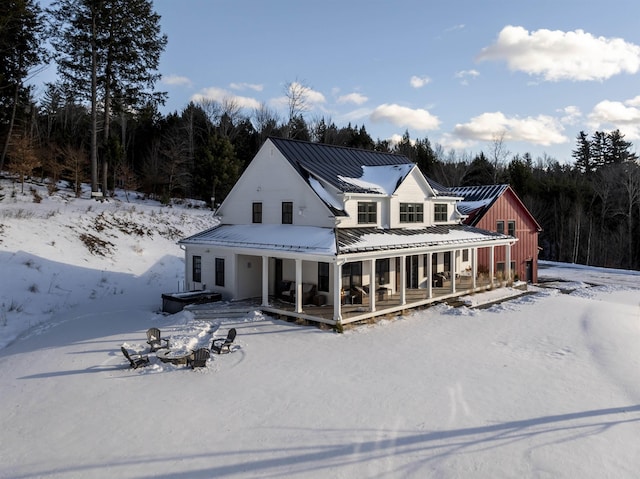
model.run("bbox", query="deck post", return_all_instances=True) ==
[451,249,457,294]
[426,252,433,299]
[399,255,406,305]
[333,261,343,323]
[261,255,269,306]
[295,258,303,313]
[489,246,495,287]
[368,258,376,312]
[506,244,512,281]
[472,248,477,289]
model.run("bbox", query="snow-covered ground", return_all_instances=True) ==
[1,179,639,478]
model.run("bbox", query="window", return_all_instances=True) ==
[434,204,447,222]
[281,202,293,224]
[496,220,505,234]
[252,202,262,223]
[357,202,377,224]
[215,258,225,287]
[462,249,469,262]
[376,258,390,285]
[508,220,516,237]
[400,203,424,223]
[318,262,329,292]
[192,255,202,283]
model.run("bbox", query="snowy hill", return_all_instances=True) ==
[1,178,640,478]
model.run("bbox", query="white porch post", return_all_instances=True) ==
[261,255,269,306]
[451,249,457,294]
[333,262,343,323]
[295,258,302,313]
[368,258,376,312]
[399,255,406,305]
[505,244,512,281]
[489,246,495,287]
[426,252,433,299]
[472,248,477,289]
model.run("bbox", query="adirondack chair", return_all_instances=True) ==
[121,347,150,369]
[211,328,236,354]
[146,327,169,352]
[187,348,210,369]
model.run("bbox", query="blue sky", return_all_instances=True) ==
[39,0,640,162]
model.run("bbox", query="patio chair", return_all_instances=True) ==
[146,327,169,352]
[211,328,236,354]
[187,348,210,368]
[120,346,150,369]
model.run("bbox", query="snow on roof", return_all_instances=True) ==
[308,176,343,211]
[180,224,337,255]
[337,225,511,253]
[337,164,413,195]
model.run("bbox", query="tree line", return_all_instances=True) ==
[2,0,640,271]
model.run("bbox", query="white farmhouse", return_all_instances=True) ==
[179,137,516,327]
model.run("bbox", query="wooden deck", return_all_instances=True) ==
[190,275,507,328]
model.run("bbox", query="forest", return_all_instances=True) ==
[1,0,640,271]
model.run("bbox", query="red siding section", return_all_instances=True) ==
[473,189,540,282]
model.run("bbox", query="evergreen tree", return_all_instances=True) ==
[48,0,167,195]
[0,0,48,172]
[606,129,637,164]
[572,131,593,174]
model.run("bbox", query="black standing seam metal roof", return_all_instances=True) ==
[336,224,512,253]
[449,184,509,225]
[269,137,454,196]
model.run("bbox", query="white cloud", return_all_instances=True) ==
[558,106,582,125]
[452,111,568,146]
[190,87,261,110]
[410,75,431,88]
[370,104,440,131]
[454,69,480,85]
[163,75,192,87]
[270,83,327,114]
[477,25,640,81]
[587,97,640,139]
[337,92,368,105]
[229,82,263,92]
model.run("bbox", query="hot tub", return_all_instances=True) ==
[161,290,222,314]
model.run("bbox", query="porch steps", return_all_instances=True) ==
[186,300,259,320]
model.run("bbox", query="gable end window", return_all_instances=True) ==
[192,255,202,283]
[508,220,516,237]
[215,258,225,287]
[282,202,293,224]
[496,220,505,234]
[252,202,262,223]
[400,203,424,223]
[357,202,377,224]
[434,204,447,222]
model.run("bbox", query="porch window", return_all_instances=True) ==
[496,220,505,234]
[192,255,202,283]
[282,202,293,224]
[318,262,329,292]
[508,220,516,237]
[357,202,377,224]
[252,202,262,223]
[434,203,447,222]
[462,249,469,262]
[376,258,390,285]
[400,203,424,223]
[215,258,225,287]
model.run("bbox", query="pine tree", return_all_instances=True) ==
[572,131,592,174]
[48,0,167,195]
[0,0,48,173]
